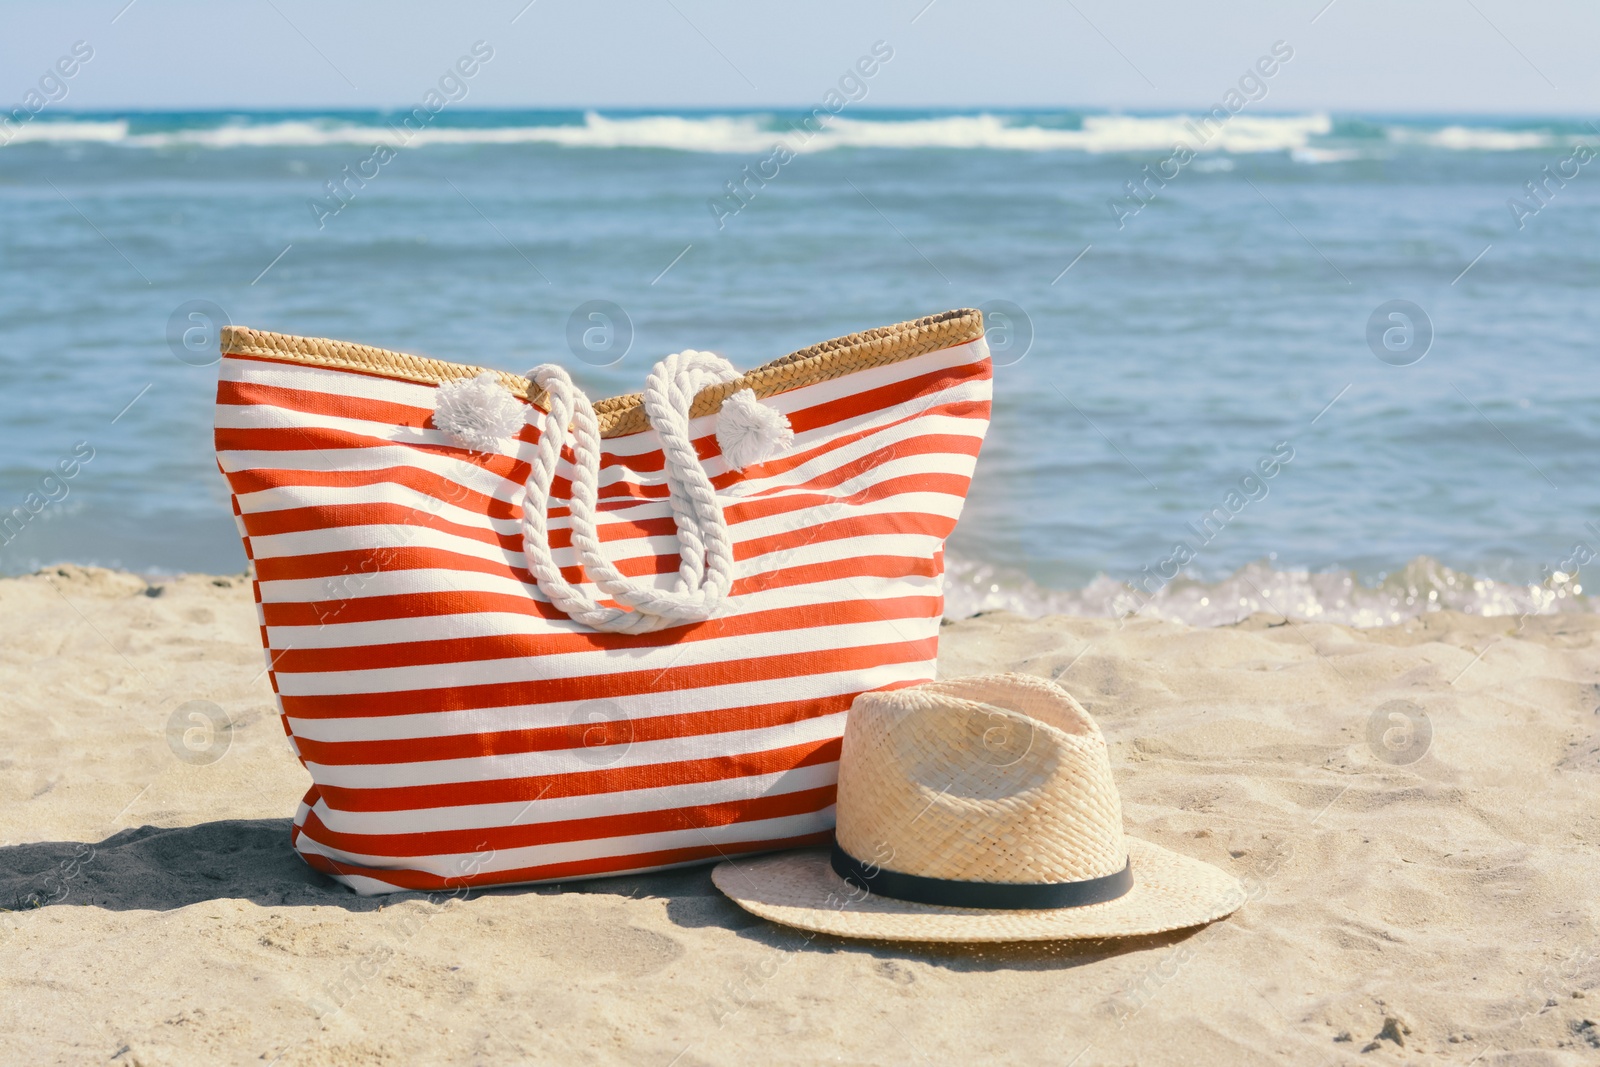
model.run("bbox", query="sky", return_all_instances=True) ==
[2,0,1596,114]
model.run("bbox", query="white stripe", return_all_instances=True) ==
[296,809,834,881]
[252,526,944,606]
[218,440,525,492]
[223,356,443,408]
[276,614,938,697]
[310,760,839,835]
[286,659,932,744]
[216,399,472,454]
[307,710,844,791]
[240,468,970,565]
[268,571,944,649]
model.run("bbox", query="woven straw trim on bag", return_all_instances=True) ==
[218,308,984,439]
[835,674,1128,886]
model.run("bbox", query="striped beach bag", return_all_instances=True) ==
[214,309,992,894]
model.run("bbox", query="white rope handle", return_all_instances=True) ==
[520,350,743,634]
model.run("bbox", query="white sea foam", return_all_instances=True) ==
[2,113,1578,156]
[1290,146,1366,164]
[1388,124,1556,151]
[2,119,129,144]
[806,112,1333,154]
[942,554,1594,629]
[128,120,398,149]
[99,112,1334,154]
[83,113,776,152]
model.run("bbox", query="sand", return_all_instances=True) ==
[2,564,1598,1065]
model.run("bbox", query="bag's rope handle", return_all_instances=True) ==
[520,350,743,634]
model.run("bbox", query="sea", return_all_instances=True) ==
[2,109,1597,627]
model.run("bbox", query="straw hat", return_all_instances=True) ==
[712,673,1245,942]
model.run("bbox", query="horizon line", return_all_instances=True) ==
[27,105,1600,120]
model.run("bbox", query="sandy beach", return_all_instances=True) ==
[2,564,1598,1065]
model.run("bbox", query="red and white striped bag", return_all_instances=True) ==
[214,309,991,894]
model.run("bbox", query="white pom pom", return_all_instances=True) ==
[433,372,524,453]
[716,388,794,472]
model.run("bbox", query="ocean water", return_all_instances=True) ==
[2,109,1597,626]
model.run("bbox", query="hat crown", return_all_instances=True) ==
[835,674,1126,886]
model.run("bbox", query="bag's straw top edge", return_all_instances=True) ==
[218,308,985,438]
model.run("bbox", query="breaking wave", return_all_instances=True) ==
[942,555,1594,628]
[4,112,1590,158]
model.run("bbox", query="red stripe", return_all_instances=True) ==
[220,378,445,433]
[262,552,939,628]
[735,509,958,563]
[786,361,990,437]
[270,594,939,675]
[313,736,843,812]
[278,635,937,719]
[294,680,925,767]
[249,509,958,586]
[216,421,518,464]
[293,824,833,890]
[298,784,837,858]
[299,693,853,768]
[223,462,520,514]
[236,459,974,548]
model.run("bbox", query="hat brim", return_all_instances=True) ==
[711,837,1245,943]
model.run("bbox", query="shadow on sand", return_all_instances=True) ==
[1,820,1202,972]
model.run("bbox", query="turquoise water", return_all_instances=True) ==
[2,109,1597,624]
